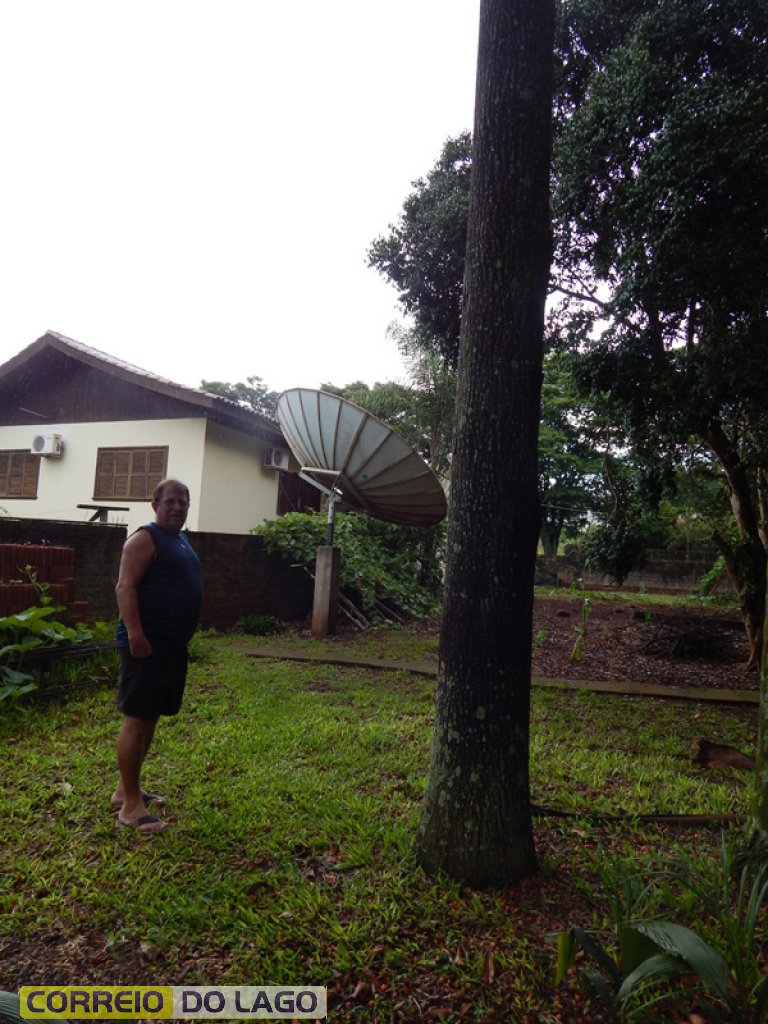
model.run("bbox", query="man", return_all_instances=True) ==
[112,478,203,833]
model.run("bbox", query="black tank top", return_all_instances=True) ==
[117,523,202,649]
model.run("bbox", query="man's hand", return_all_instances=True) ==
[128,633,153,658]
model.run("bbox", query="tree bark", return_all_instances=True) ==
[416,0,555,887]
[756,559,768,833]
[540,513,566,557]
[705,421,767,669]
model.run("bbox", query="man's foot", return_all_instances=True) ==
[111,790,166,809]
[118,813,169,834]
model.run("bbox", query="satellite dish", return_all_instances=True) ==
[277,388,447,527]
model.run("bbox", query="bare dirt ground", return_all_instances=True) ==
[530,594,756,692]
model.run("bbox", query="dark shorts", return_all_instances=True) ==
[117,646,189,719]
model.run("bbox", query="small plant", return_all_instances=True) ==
[0,668,36,703]
[22,564,53,605]
[556,847,768,1023]
[235,614,282,636]
[698,555,726,597]
[534,628,548,649]
[0,589,93,704]
[570,596,591,661]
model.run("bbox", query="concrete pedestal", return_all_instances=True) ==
[311,545,340,638]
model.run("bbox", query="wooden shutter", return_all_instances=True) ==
[0,451,40,498]
[94,447,168,500]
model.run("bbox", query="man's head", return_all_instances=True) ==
[152,479,191,533]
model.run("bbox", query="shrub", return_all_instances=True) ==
[253,512,445,621]
[235,614,281,636]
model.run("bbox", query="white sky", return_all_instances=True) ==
[0,1,479,394]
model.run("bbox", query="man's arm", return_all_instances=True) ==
[115,529,156,658]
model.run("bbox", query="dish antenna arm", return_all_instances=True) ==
[299,468,343,546]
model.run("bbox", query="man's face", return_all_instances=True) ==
[152,487,190,533]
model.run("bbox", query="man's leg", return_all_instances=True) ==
[116,714,167,831]
[111,718,162,806]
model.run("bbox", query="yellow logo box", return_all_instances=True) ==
[19,986,327,1019]
[20,988,174,1019]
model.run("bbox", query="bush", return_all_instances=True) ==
[235,614,281,636]
[0,603,93,704]
[253,512,445,621]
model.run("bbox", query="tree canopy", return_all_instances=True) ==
[367,133,471,370]
[553,0,768,662]
[200,376,279,420]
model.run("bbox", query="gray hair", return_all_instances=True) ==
[153,478,190,503]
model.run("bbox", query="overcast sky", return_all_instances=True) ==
[0,1,479,394]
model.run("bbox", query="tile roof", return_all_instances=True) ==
[0,330,284,443]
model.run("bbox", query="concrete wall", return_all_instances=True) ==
[537,548,730,595]
[0,418,281,535]
[0,518,313,627]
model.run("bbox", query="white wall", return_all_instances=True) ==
[198,422,281,534]
[0,418,277,534]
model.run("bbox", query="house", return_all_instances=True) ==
[0,331,317,534]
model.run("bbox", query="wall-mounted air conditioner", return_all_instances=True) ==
[31,433,64,457]
[263,446,289,470]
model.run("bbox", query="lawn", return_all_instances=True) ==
[0,628,762,1023]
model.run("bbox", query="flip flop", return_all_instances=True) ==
[140,792,166,808]
[119,813,169,834]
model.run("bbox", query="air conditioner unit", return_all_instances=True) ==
[31,433,64,457]
[263,446,289,470]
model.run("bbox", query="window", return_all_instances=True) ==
[277,470,322,515]
[0,450,40,498]
[94,446,168,500]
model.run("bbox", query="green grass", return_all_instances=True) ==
[0,631,760,1022]
[229,621,441,665]
[534,584,737,609]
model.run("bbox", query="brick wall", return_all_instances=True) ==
[0,519,126,619]
[0,518,313,627]
[0,543,88,619]
[188,531,313,630]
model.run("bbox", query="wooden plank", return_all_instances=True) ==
[243,647,759,704]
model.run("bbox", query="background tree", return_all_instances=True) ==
[385,323,457,479]
[416,0,555,887]
[367,133,472,370]
[538,348,601,555]
[319,379,430,463]
[552,0,768,665]
[370,137,600,547]
[200,375,279,420]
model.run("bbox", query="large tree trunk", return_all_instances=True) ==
[705,422,767,669]
[756,560,768,833]
[415,0,555,888]
[540,513,565,557]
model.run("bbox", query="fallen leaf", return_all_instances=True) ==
[482,946,495,985]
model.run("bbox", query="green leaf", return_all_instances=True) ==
[617,950,686,1002]
[581,967,619,1023]
[0,666,35,684]
[555,930,578,985]
[569,926,621,984]
[752,974,768,1022]
[619,922,666,975]
[632,921,729,1002]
